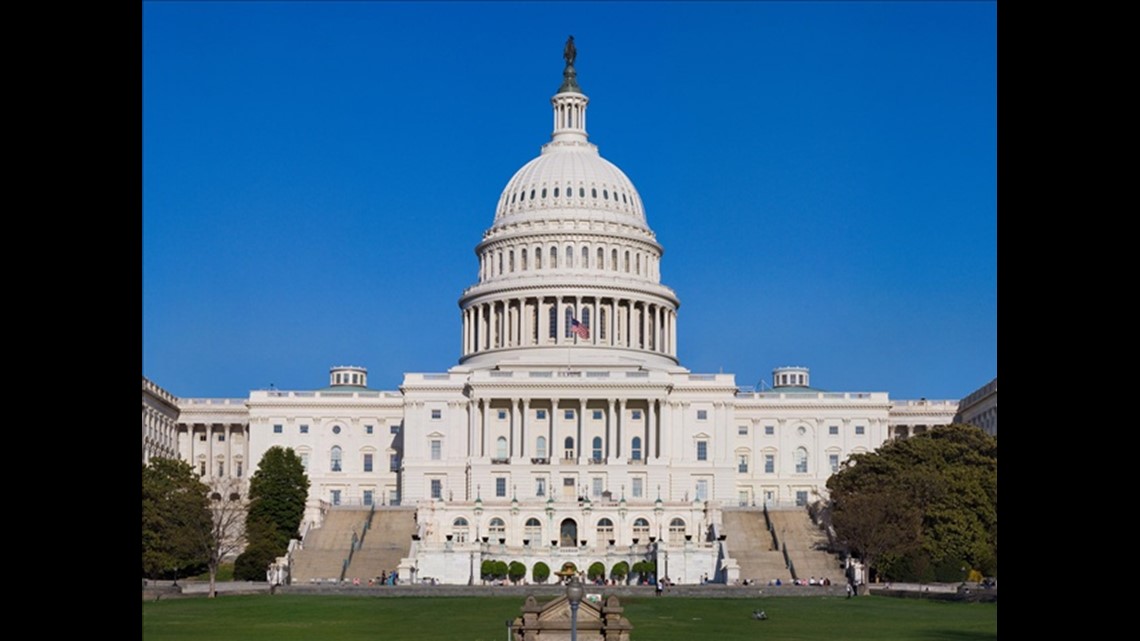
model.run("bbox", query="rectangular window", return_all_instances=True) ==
[273,424,283,434]
[631,410,642,420]
[697,441,708,461]
[363,453,374,472]
[390,453,399,471]
[855,425,865,435]
[236,462,243,477]
[363,490,373,506]
[300,424,309,434]
[300,453,309,471]
[738,425,748,436]
[795,490,808,507]
[592,477,603,498]
[564,409,575,420]
[199,434,206,442]
[331,489,342,506]
[593,410,603,420]
[828,425,838,436]
[632,477,643,498]
[431,409,442,420]
[764,425,774,436]
[697,410,708,420]
[430,479,442,499]
[431,440,441,461]
[536,478,546,497]
[496,477,507,497]
[764,454,774,474]
[199,461,206,475]
[696,479,709,501]
[829,454,840,473]
[217,434,225,442]
[738,455,749,473]
[217,462,225,476]
[390,425,400,434]
[365,425,374,435]
[536,409,547,420]
[498,410,508,420]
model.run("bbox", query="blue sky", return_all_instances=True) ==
[143,1,996,401]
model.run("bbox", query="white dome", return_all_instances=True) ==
[492,143,647,230]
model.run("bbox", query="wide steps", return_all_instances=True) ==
[345,507,417,581]
[720,509,790,585]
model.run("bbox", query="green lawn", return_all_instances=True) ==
[142,594,996,641]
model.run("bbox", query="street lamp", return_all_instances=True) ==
[565,575,584,641]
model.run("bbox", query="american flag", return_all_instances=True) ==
[570,317,590,339]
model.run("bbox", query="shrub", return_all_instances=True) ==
[610,561,629,583]
[588,562,605,581]
[532,562,550,584]
[509,561,526,583]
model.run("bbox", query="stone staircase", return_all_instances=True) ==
[767,509,843,582]
[290,508,374,583]
[720,509,791,585]
[345,506,416,581]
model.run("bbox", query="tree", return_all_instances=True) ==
[587,561,605,582]
[532,561,550,584]
[234,447,309,581]
[508,561,526,584]
[142,458,212,580]
[202,477,248,597]
[610,561,629,584]
[827,424,997,581]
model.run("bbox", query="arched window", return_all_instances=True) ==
[453,517,470,543]
[566,245,574,268]
[795,447,808,473]
[599,308,607,340]
[597,518,614,540]
[611,249,618,271]
[597,247,604,269]
[592,436,603,461]
[564,306,574,338]
[636,254,641,275]
[498,252,503,275]
[536,247,543,269]
[631,437,642,461]
[536,436,547,459]
[330,446,343,472]
[521,248,527,270]
[496,436,508,460]
[509,250,515,272]
[582,246,589,268]
[525,517,542,541]
[564,437,575,459]
[669,518,686,539]
[550,245,558,268]
[633,518,650,539]
[624,250,630,272]
[489,517,506,540]
[582,308,590,333]
[549,304,558,339]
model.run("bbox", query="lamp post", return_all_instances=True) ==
[565,575,584,641]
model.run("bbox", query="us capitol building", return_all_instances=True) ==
[143,41,969,584]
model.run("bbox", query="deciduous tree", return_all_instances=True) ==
[203,477,247,596]
[826,424,997,581]
[142,458,212,580]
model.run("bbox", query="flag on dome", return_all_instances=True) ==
[570,318,590,339]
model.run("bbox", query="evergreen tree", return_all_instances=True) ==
[234,447,309,580]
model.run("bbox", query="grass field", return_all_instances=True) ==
[142,594,997,641]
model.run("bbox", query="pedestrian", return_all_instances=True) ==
[846,582,854,599]
[656,580,664,597]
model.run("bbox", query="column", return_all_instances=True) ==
[670,310,677,356]
[615,399,623,458]
[577,398,585,463]
[640,302,647,350]
[607,399,616,460]
[648,400,658,460]
[478,399,487,458]
[521,399,530,457]
[511,398,521,458]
